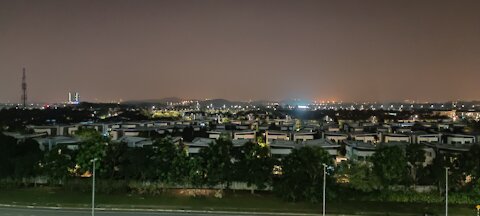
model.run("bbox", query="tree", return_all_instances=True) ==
[150,137,178,182]
[169,146,194,185]
[0,135,42,179]
[181,126,195,142]
[0,134,19,178]
[429,152,447,192]
[233,141,274,192]
[186,156,204,186]
[459,144,480,184]
[100,142,129,179]
[41,146,76,183]
[12,139,43,178]
[406,144,426,185]
[431,152,465,191]
[473,178,480,196]
[371,146,408,187]
[337,161,381,192]
[122,147,151,181]
[75,129,108,174]
[274,146,333,203]
[198,138,234,187]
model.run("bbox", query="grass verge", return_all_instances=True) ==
[0,187,477,215]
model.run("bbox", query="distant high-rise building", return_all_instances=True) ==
[68,92,80,104]
[74,92,80,103]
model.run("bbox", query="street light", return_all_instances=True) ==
[322,163,327,216]
[445,167,449,216]
[91,158,98,216]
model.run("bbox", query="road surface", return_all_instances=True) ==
[0,207,308,216]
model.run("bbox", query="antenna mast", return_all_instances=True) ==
[21,67,27,108]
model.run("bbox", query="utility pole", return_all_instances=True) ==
[323,163,327,216]
[445,167,449,216]
[91,158,98,216]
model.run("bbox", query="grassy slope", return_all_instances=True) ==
[0,187,476,215]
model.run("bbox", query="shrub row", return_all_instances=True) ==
[3,178,480,205]
[359,191,480,205]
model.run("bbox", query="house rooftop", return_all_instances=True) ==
[3,132,46,139]
[232,139,250,147]
[324,132,348,136]
[302,139,340,148]
[293,130,316,135]
[424,142,475,152]
[35,136,81,144]
[118,136,149,143]
[186,137,215,147]
[269,140,295,148]
[443,133,477,137]
[350,132,377,136]
[266,130,289,134]
[344,140,376,150]
[383,133,410,137]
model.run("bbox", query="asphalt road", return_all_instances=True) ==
[0,207,294,216]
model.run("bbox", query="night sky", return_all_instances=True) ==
[1,0,479,103]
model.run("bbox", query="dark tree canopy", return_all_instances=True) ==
[275,146,334,202]
[371,146,408,186]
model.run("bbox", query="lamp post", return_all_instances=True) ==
[445,167,449,216]
[91,158,98,216]
[323,163,327,216]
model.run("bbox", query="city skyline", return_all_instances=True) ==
[1,0,480,103]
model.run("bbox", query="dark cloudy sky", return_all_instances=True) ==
[1,0,479,103]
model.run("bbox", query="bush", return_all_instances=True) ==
[128,181,168,195]
[352,190,480,205]
[0,178,24,189]
[96,180,128,194]
[63,178,91,192]
[63,178,129,194]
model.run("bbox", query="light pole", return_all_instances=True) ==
[323,163,327,216]
[91,158,98,216]
[445,167,449,216]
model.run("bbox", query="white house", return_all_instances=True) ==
[383,133,411,143]
[184,137,215,155]
[292,131,316,142]
[351,133,378,143]
[119,136,153,148]
[327,126,341,132]
[345,141,376,162]
[270,140,296,156]
[123,129,140,137]
[207,130,232,139]
[265,131,290,144]
[35,136,81,151]
[324,132,348,143]
[28,125,59,136]
[302,139,340,159]
[233,130,256,140]
[445,134,475,145]
[416,134,441,144]
[121,123,138,129]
